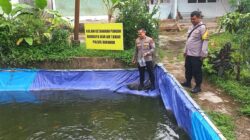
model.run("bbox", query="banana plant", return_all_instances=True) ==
[1,0,70,47]
[1,0,47,46]
[0,0,12,15]
[102,0,124,22]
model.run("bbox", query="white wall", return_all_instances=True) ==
[149,3,172,19]
[11,0,19,3]
[177,0,231,18]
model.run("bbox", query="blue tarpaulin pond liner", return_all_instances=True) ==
[0,64,225,140]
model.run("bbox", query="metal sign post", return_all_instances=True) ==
[73,0,80,46]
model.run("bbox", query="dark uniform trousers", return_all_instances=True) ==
[138,61,155,87]
[185,56,202,87]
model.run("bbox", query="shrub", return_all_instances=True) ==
[218,11,250,80]
[0,2,72,67]
[116,0,159,50]
[51,29,70,46]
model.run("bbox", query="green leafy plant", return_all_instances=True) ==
[240,105,250,116]
[204,30,250,116]
[219,12,250,80]
[0,0,12,14]
[34,0,47,9]
[51,29,70,46]
[116,0,159,50]
[0,2,72,67]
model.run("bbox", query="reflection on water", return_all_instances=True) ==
[0,91,189,140]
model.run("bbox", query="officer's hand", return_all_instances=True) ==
[132,59,136,64]
[143,52,149,57]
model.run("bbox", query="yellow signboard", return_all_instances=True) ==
[84,23,124,50]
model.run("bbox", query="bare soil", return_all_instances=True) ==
[159,31,250,140]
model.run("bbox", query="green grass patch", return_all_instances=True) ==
[2,42,165,67]
[164,50,175,60]
[240,105,250,116]
[70,43,134,65]
[207,75,250,116]
[156,47,165,62]
[208,32,240,60]
[164,49,184,63]
[1,43,134,67]
[209,32,238,50]
[207,111,236,140]
[176,52,185,62]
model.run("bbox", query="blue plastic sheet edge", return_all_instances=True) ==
[157,64,225,140]
[191,111,221,140]
[0,70,37,91]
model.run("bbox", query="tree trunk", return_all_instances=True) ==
[108,14,112,23]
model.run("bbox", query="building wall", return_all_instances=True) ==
[54,0,106,17]
[11,0,19,3]
[11,0,54,9]
[149,3,172,19]
[177,0,232,18]
[149,0,232,19]
[10,0,231,20]
[149,0,173,20]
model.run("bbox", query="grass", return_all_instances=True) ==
[207,111,236,140]
[208,32,239,52]
[1,43,135,67]
[2,41,165,68]
[205,32,250,116]
[207,75,250,116]
[163,49,184,63]
[68,43,134,65]
[164,50,174,58]
[156,47,165,62]
[176,52,185,62]
[200,32,248,140]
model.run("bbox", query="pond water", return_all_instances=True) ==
[0,90,189,140]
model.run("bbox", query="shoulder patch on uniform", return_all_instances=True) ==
[202,30,209,40]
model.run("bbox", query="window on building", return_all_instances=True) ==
[160,0,171,3]
[151,0,170,4]
[188,0,197,3]
[151,0,157,4]
[198,0,206,3]
[188,0,216,3]
[207,0,216,2]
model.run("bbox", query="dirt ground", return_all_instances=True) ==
[159,30,250,140]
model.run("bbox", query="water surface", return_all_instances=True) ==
[0,91,189,140]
